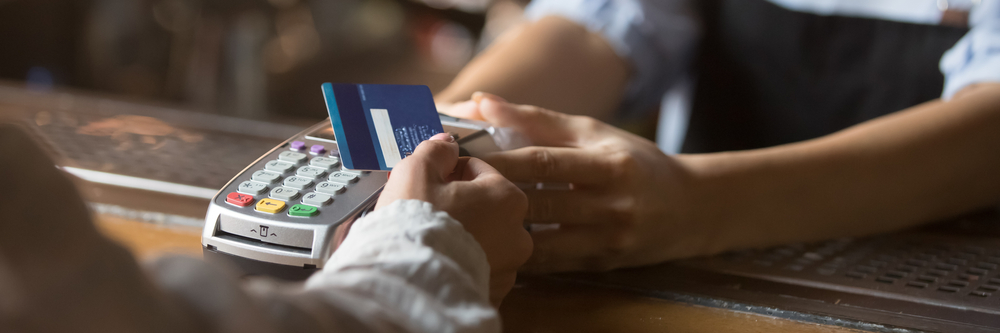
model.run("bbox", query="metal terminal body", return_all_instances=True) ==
[203,116,496,279]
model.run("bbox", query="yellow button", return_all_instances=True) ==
[255,198,286,213]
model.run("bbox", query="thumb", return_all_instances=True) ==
[458,156,503,182]
[399,133,460,181]
[476,94,583,147]
[437,99,485,121]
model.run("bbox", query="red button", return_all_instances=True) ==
[226,192,254,207]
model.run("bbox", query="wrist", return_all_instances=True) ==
[677,152,765,255]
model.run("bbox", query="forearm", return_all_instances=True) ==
[301,200,498,333]
[146,200,499,333]
[690,84,1000,252]
[436,16,629,120]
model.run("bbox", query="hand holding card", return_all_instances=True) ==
[322,83,444,171]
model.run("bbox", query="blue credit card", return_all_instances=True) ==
[321,83,444,171]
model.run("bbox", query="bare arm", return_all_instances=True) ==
[688,83,1000,253]
[436,16,629,121]
[466,83,1000,272]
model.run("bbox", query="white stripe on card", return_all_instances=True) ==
[369,108,402,168]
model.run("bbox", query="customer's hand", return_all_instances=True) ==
[376,133,532,306]
[456,94,717,273]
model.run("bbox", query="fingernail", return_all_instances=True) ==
[434,102,452,112]
[429,132,455,142]
[472,91,507,103]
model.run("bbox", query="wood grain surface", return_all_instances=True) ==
[93,214,857,333]
[95,214,203,260]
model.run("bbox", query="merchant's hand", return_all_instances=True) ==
[463,94,716,273]
[376,133,532,306]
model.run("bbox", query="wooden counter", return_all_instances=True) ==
[93,213,859,333]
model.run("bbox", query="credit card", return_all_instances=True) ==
[321,83,443,171]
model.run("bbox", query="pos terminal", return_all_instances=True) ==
[202,114,504,280]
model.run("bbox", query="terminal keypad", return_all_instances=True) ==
[302,192,332,206]
[296,166,327,178]
[278,151,308,164]
[328,172,358,184]
[264,160,295,173]
[230,143,372,217]
[270,187,300,201]
[315,182,346,195]
[237,181,268,195]
[283,176,314,189]
[251,170,282,184]
[256,198,286,213]
[289,204,319,217]
[310,156,340,169]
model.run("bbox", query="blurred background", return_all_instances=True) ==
[0,0,530,124]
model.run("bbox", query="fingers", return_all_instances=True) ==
[457,156,502,182]
[451,157,527,210]
[436,99,485,121]
[482,146,616,185]
[471,91,507,103]
[520,226,619,274]
[524,190,631,225]
[444,157,470,182]
[444,92,612,147]
[434,91,506,121]
[477,95,604,147]
[397,133,460,181]
[488,272,518,308]
[448,157,529,223]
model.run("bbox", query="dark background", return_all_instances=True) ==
[0,0,528,124]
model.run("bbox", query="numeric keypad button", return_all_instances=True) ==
[278,151,308,164]
[237,181,268,195]
[251,170,282,184]
[328,172,359,184]
[269,187,300,201]
[302,192,332,206]
[264,160,295,173]
[315,182,346,195]
[310,156,341,169]
[283,176,314,190]
[296,166,327,178]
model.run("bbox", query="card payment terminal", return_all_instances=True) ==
[202,115,501,280]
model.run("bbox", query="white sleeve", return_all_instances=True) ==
[303,199,498,333]
[146,199,498,333]
[940,0,1000,99]
[525,0,700,116]
[0,125,497,333]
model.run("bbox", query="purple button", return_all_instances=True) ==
[290,141,305,151]
[310,145,326,154]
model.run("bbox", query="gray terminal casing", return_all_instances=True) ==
[202,116,500,280]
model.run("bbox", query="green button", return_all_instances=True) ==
[288,204,318,217]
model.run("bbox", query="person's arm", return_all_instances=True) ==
[436,15,629,120]
[0,126,529,332]
[147,199,502,333]
[437,0,699,121]
[464,85,1000,272]
[687,83,1000,254]
[700,2,1000,255]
